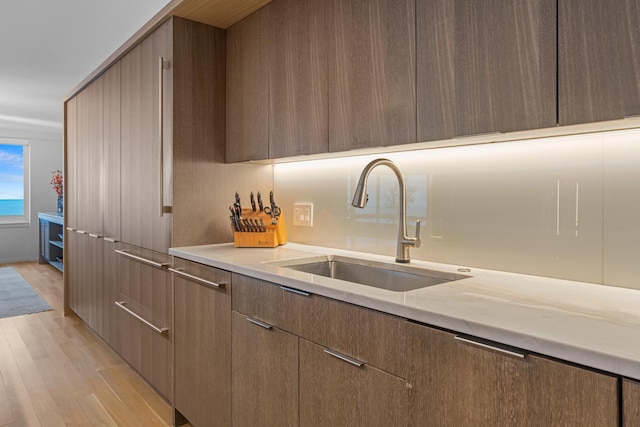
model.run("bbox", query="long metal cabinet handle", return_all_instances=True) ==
[323,349,364,367]
[89,233,102,239]
[246,317,273,330]
[158,56,169,217]
[169,267,226,289]
[454,335,527,359]
[280,285,311,297]
[115,301,168,335]
[115,249,170,269]
[103,237,119,243]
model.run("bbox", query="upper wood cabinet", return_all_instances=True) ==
[328,0,416,151]
[559,0,640,125]
[64,97,78,230]
[408,322,619,426]
[102,63,121,241]
[76,80,103,233]
[120,19,172,253]
[226,6,269,162]
[269,0,328,158]
[416,0,557,141]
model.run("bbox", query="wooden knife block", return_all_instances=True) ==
[233,209,288,248]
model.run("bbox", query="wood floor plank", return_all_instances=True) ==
[0,262,173,427]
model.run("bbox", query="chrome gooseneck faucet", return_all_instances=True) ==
[351,158,421,263]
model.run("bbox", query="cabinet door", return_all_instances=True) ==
[115,244,172,399]
[328,0,416,151]
[101,239,120,350]
[407,323,618,426]
[64,97,78,229]
[120,20,172,252]
[417,0,556,141]
[76,81,103,233]
[174,259,232,426]
[226,7,269,162]
[624,378,640,427]
[231,311,298,427]
[269,0,328,158]
[559,0,640,125]
[65,229,82,315]
[299,338,408,427]
[102,63,121,241]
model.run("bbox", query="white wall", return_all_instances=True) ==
[275,128,640,290]
[0,135,63,263]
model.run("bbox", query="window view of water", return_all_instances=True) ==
[0,141,26,217]
[0,199,24,216]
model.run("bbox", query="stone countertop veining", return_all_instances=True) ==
[169,242,640,380]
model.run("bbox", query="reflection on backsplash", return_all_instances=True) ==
[274,128,640,289]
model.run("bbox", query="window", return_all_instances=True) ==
[0,138,30,225]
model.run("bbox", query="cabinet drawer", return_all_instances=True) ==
[299,338,408,427]
[232,273,406,378]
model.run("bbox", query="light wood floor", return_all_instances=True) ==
[0,262,173,426]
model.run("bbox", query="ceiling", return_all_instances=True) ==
[0,0,170,141]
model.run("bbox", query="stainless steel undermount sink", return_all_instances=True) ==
[267,255,471,292]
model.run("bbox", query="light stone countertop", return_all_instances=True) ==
[169,242,640,380]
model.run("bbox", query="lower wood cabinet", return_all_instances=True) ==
[173,259,232,427]
[115,244,172,400]
[624,378,640,426]
[407,322,619,426]
[231,311,298,427]
[231,272,409,426]
[299,338,408,427]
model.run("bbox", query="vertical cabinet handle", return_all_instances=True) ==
[158,56,170,217]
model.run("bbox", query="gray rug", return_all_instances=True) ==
[0,267,52,319]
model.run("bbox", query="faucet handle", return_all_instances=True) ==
[414,220,421,248]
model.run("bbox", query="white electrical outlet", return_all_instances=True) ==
[293,203,313,227]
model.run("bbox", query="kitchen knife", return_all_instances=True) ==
[250,192,257,212]
[259,218,266,232]
[235,192,242,212]
[257,192,264,212]
[233,202,242,219]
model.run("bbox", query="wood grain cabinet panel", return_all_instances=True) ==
[417,0,557,141]
[328,0,416,151]
[559,0,640,125]
[232,273,406,378]
[226,6,269,162]
[299,338,408,427]
[76,82,103,233]
[231,311,299,427]
[407,323,619,426]
[102,63,121,241]
[120,20,172,253]
[64,97,77,230]
[115,244,172,400]
[174,259,232,427]
[624,378,640,427]
[269,0,328,158]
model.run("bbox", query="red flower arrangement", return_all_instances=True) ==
[50,170,63,196]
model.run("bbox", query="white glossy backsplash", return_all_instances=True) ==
[274,128,640,289]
